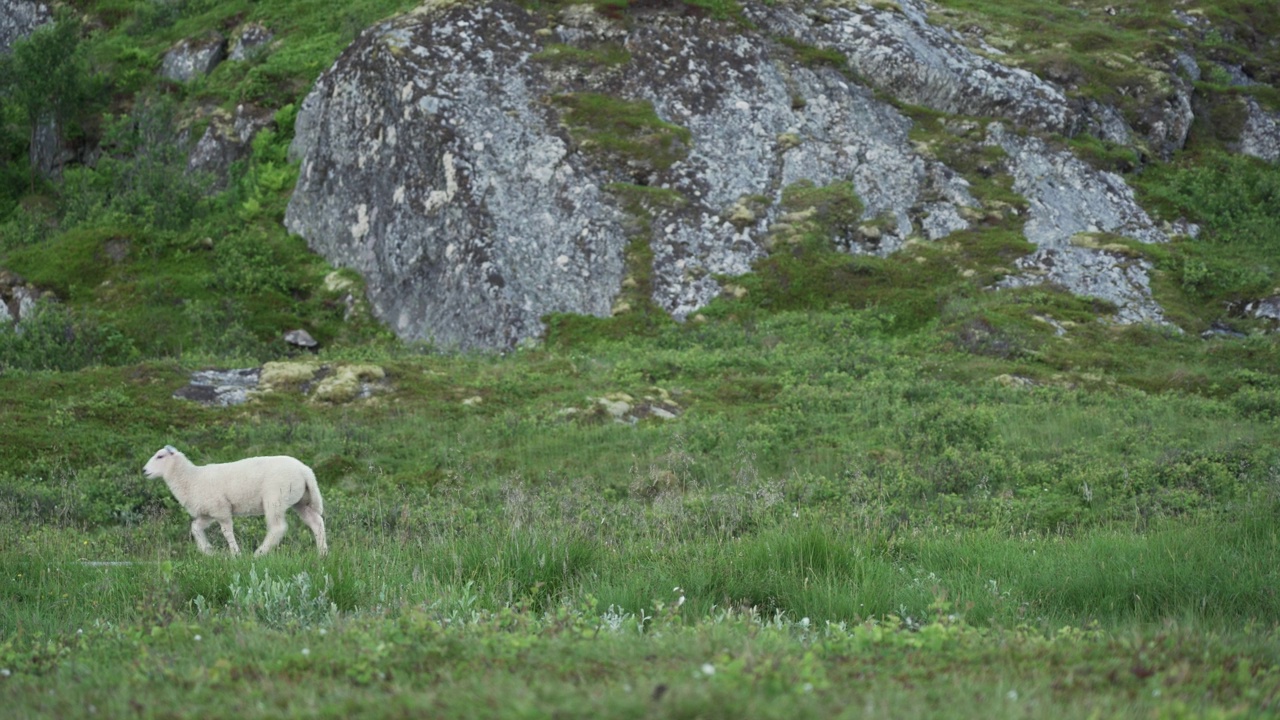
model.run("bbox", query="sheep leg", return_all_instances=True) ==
[217,518,242,555]
[255,512,288,557]
[190,517,217,555]
[294,504,328,556]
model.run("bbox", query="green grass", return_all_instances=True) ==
[532,42,631,67]
[3,0,1280,717]
[553,92,693,175]
[3,503,1280,717]
[5,512,1280,634]
[777,36,849,69]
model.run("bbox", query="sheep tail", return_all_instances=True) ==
[304,467,324,516]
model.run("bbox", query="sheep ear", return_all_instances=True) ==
[164,445,177,454]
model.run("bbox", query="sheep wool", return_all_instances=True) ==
[143,445,328,556]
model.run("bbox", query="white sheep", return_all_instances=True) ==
[143,445,328,557]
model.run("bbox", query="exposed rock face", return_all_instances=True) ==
[285,0,1233,349]
[30,116,77,179]
[989,124,1168,247]
[187,104,275,190]
[0,0,50,54]
[750,0,1076,137]
[749,0,1197,158]
[1245,296,1280,324]
[229,23,273,61]
[1239,97,1280,163]
[0,270,44,325]
[161,34,227,82]
[1130,78,1196,159]
[287,3,628,349]
[287,0,977,348]
[987,124,1173,324]
[1,2,59,178]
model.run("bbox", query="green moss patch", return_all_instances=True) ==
[532,42,631,67]
[553,92,692,174]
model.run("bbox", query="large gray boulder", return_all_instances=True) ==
[285,0,976,348]
[287,3,628,349]
[285,0,1209,349]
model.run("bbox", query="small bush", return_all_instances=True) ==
[0,302,139,372]
[194,565,338,629]
[1140,153,1280,254]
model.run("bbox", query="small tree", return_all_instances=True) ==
[0,15,105,186]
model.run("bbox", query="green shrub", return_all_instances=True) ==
[0,14,108,187]
[0,302,139,372]
[1140,153,1280,254]
[193,565,338,629]
[58,97,212,233]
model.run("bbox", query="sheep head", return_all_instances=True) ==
[143,445,182,478]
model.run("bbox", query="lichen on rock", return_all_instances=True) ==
[312,364,387,403]
[0,0,50,55]
[285,0,985,347]
[258,361,321,391]
[985,123,1175,325]
[160,33,227,83]
[283,0,1231,348]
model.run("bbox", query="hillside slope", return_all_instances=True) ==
[3,9,1280,718]
[0,0,1277,532]
[0,0,1278,356]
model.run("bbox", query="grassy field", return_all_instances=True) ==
[3,0,1280,717]
[3,309,1280,717]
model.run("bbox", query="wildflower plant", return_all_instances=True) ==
[192,565,337,629]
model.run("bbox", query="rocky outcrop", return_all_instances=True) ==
[187,103,275,191]
[3,4,101,179]
[750,0,1077,138]
[30,116,78,179]
[229,23,273,61]
[986,124,1177,324]
[749,0,1198,158]
[0,270,45,325]
[172,368,262,406]
[0,0,50,54]
[287,3,629,350]
[1,2,59,178]
[160,33,226,82]
[989,124,1169,247]
[1239,97,1280,163]
[1129,78,1196,160]
[284,0,1246,349]
[1245,295,1280,325]
[286,0,979,348]
[172,363,389,406]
